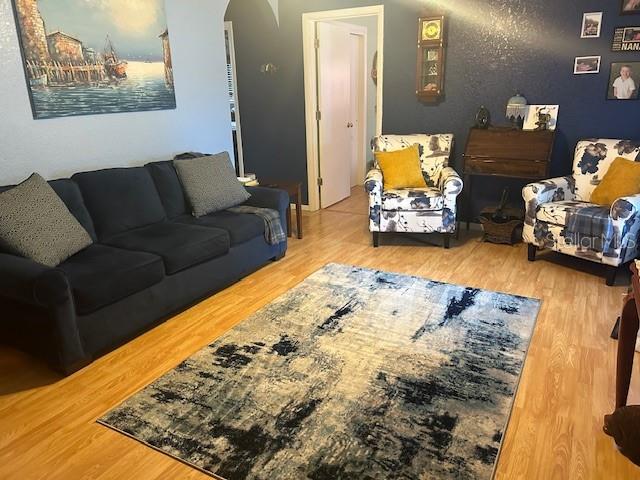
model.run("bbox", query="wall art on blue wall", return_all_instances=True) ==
[12,0,176,119]
[622,0,640,15]
[581,12,602,38]
[612,26,640,52]
[608,62,640,100]
[574,56,601,74]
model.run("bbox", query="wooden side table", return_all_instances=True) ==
[261,180,303,239]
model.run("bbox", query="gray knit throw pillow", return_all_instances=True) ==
[0,173,92,267]
[174,152,250,217]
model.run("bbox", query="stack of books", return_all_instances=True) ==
[238,173,259,187]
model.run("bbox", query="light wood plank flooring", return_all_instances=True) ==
[1,187,639,479]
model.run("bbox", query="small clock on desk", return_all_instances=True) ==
[416,15,446,102]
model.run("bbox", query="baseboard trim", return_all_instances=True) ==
[290,203,311,212]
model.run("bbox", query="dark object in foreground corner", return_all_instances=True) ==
[604,261,640,466]
[604,406,640,466]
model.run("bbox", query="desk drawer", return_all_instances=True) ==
[464,157,548,178]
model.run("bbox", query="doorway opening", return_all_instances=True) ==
[224,21,245,176]
[302,6,384,210]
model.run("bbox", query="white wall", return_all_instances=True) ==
[0,0,234,185]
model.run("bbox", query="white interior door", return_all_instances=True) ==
[317,22,352,208]
[349,32,366,188]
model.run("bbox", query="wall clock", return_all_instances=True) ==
[422,19,442,41]
[416,15,447,102]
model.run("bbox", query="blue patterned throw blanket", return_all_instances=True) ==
[565,205,616,255]
[228,206,286,245]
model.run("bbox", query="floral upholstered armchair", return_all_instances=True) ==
[523,139,640,285]
[365,134,463,248]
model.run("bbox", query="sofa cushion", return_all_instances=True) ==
[72,168,166,240]
[382,187,444,211]
[0,173,93,267]
[48,179,97,241]
[146,161,189,218]
[105,222,230,274]
[173,152,250,217]
[174,210,265,245]
[58,244,164,314]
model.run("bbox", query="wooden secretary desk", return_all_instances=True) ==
[462,127,556,229]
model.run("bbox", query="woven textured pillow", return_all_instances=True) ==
[0,173,92,267]
[173,152,250,217]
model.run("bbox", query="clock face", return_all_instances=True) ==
[422,20,441,41]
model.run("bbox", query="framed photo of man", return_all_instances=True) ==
[621,0,640,15]
[607,62,640,100]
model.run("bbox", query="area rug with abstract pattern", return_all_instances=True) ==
[99,263,540,480]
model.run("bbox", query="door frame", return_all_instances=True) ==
[224,21,245,175]
[302,6,384,211]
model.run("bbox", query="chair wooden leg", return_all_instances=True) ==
[606,265,619,287]
[443,233,451,249]
[527,244,537,262]
[372,232,379,248]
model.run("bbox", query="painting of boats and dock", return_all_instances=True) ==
[12,0,176,119]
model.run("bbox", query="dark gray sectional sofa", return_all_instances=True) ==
[0,160,288,375]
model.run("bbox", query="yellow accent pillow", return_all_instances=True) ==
[591,157,640,206]
[375,144,427,190]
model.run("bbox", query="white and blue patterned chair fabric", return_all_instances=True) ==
[365,134,463,248]
[522,139,640,285]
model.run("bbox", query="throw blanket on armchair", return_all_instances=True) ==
[565,205,617,256]
[227,206,286,245]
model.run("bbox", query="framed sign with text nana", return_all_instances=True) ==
[612,26,640,52]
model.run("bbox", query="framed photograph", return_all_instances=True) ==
[581,12,603,38]
[612,26,640,52]
[621,0,640,15]
[11,0,176,119]
[574,56,601,74]
[607,62,640,100]
[523,105,559,131]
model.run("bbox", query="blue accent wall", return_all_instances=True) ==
[228,0,640,216]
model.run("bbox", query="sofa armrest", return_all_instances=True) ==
[438,167,463,197]
[0,253,70,307]
[243,186,289,233]
[365,169,383,232]
[522,176,576,226]
[611,194,640,221]
[364,168,383,203]
[0,253,87,374]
